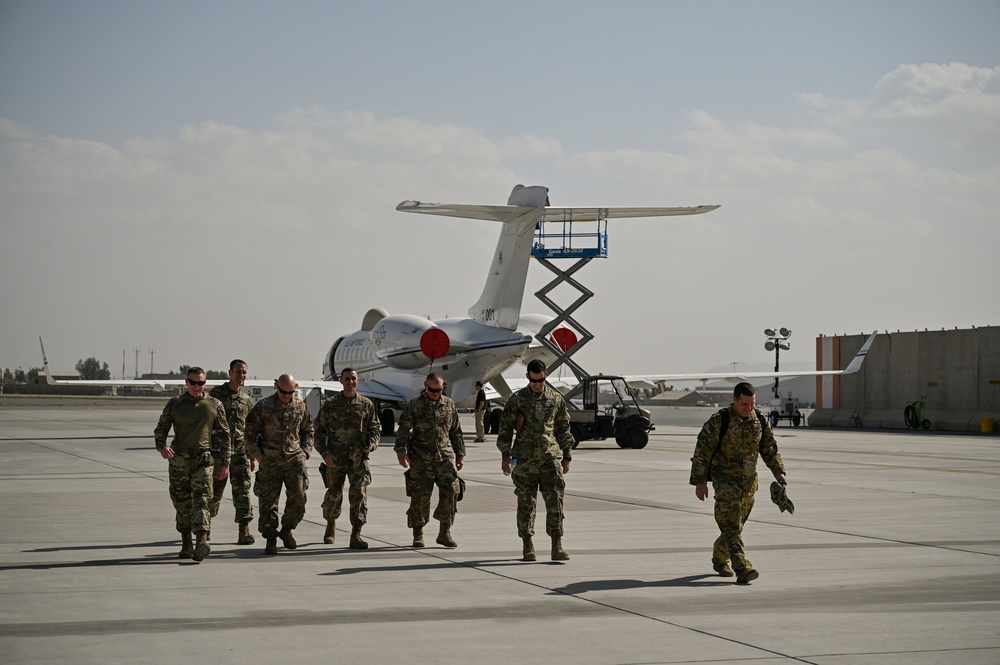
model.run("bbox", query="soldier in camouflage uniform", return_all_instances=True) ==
[394,372,464,548]
[207,359,256,545]
[313,367,381,549]
[153,367,231,562]
[497,359,574,562]
[690,382,787,584]
[245,373,315,556]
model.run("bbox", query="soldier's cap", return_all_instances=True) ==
[455,476,466,502]
[770,481,794,514]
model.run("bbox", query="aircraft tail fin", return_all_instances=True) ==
[397,185,549,330]
[39,336,59,385]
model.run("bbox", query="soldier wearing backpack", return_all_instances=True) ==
[690,382,787,584]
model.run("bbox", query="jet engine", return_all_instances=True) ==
[370,314,451,369]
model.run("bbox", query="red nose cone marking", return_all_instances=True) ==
[550,328,578,352]
[420,328,450,360]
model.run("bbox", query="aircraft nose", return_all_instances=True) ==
[420,328,450,360]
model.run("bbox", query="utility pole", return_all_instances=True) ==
[122,349,126,381]
[149,348,156,378]
[133,346,141,380]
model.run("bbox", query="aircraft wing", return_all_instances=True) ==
[356,379,410,403]
[624,331,879,386]
[496,331,878,394]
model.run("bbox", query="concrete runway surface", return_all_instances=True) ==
[0,405,998,665]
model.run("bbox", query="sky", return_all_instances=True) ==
[1,1,998,382]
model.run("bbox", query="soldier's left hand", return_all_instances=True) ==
[217,465,230,481]
[561,459,571,474]
[456,458,464,471]
[324,453,337,468]
[774,471,787,486]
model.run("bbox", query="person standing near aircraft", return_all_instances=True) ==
[474,381,488,443]
[153,366,230,562]
[207,359,256,545]
[313,367,381,549]
[394,372,465,548]
[245,374,314,556]
[690,381,787,584]
[496,359,574,562]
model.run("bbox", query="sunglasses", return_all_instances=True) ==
[276,387,296,396]
[425,387,443,393]
[187,380,206,386]
[527,377,546,384]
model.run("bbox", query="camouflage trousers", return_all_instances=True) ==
[321,456,371,528]
[712,476,758,572]
[255,454,309,537]
[405,455,458,529]
[512,458,566,538]
[167,450,213,535]
[208,452,254,523]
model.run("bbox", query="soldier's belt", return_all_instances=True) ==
[172,449,211,460]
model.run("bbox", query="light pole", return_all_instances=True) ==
[764,328,791,399]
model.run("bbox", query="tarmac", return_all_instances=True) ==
[0,404,998,665]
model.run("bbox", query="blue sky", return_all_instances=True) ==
[1,1,998,381]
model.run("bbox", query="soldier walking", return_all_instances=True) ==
[496,359,574,562]
[245,374,315,556]
[690,381,787,584]
[314,367,381,549]
[154,366,230,562]
[207,359,256,545]
[394,372,464,548]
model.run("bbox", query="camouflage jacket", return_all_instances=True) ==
[394,393,464,462]
[689,406,784,486]
[245,394,315,461]
[154,392,231,463]
[314,391,381,461]
[208,383,253,457]
[496,385,574,463]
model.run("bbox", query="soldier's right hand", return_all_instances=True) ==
[398,454,410,469]
[695,483,709,501]
[324,453,337,468]
[159,447,175,460]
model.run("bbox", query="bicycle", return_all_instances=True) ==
[904,396,931,430]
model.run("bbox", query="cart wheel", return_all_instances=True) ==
[627,427,649,449]
[921,419,931,430]
[769,411,779,427]
[792,414,801,427]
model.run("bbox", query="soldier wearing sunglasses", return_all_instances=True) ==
[154,366,231,562]
[245,374,315,556]
[394,372,465,548]
[496,359,574,562]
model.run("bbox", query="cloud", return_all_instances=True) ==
[804,63,1000,155]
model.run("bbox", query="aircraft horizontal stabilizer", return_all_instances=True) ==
[541,205,720,222]
[396,201,534,223]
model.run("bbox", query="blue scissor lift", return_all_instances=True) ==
[530,212,609,387]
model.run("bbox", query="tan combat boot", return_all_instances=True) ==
[521,537,537,562]
[323,520,336,544]
[349,525,368,549]
[278,527,297,550]
[551,536,570,561]
[412,527,424,547]
[238,520,255,545]
[192,532,211,562]
[179,532,194,559]
[436,522,457,548]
